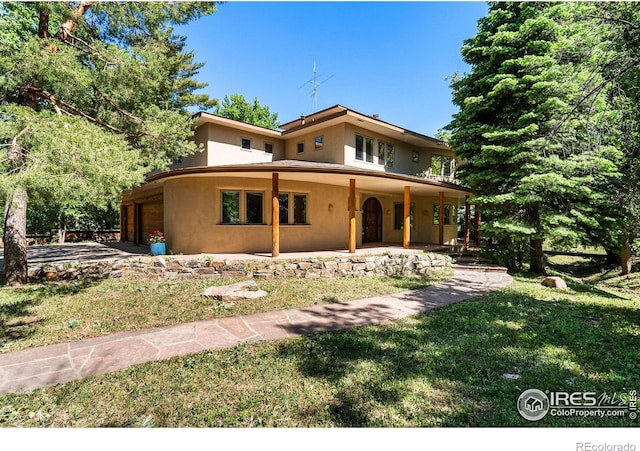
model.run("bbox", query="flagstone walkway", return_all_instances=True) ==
[0,268,512,395]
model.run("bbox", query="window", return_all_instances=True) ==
[277,193,308,224]
[297,142,305,154]
[365,137,374,163]
[293,194,307,224]
[412,151,419,163]
[221,191,265,225]
[278,193,289,224]
[394,202,415,230]
[355,134,374,162]
[241,137,251,151]
[431,154,454,177]
[378,142,394,167]
[433,203,456,225]
[246,192,264,224]
[264,142,273,154]
[314,136,324,150]
[221,191,240,224]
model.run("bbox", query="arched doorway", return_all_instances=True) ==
[362,197,383,243]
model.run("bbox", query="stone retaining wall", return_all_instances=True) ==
[27,253,452,283]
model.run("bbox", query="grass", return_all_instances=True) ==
[0,260,640,427]
[0,269,452,354]
[0,257,638,427]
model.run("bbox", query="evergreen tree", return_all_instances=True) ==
[0,2,217,285]
[447,2,621,273]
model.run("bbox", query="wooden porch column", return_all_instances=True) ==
[348,178,356,253]
[464,195,471,249]
[403,186,411,249]
[475,208,481,245]
[438,191,444,245]
[272,173,280,257]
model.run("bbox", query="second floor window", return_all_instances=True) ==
[355,134,374,162]
[431,155,454,177]
[241,138,251,150]
[378,142,395,167]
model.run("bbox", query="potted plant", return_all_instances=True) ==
[148,230,166,255]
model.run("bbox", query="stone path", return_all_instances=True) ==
[0,268,512,395]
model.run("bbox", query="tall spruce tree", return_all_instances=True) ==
[0,2,217,285]
[447,2,621,273]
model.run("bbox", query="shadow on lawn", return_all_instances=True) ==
[278,279,640,427]
[0,281,96,347]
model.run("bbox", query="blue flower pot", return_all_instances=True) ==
[150,242,166,256]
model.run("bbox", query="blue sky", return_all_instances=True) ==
[178,2,488,136]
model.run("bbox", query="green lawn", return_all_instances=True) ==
[0,270,452,354]
[0,263,638,427]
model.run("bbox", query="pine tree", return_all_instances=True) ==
[447,2,621,273]
[0,2,218,285]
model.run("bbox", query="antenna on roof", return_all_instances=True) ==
[300,61,334,109]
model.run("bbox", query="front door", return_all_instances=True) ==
[363,197,382,243]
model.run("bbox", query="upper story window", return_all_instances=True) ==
[355,134,374,163]
[431,154,455,178]
[412,151,419,163]
[241,137,251,151]
[378,142,394,167]
[264,142,273,154]
[297,142,305,154]
[314,136,324,150]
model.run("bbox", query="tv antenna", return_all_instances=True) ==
[300,61,334,109]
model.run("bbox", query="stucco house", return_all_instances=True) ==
[120,105,478,256]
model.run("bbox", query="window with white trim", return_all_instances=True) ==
[355,134,374,162]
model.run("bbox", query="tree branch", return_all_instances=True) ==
[97,90,143,123]
[56,1,95,41]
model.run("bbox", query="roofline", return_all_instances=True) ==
[195,105,448,148]
[193,111,283,137]
[146,163,472,193]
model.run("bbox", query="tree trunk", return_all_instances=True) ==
[530,237,545,274]
[3,188,29,286]
[57,214,67,244]
[621,232,632,276]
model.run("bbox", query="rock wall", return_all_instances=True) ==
[27,253,451,283]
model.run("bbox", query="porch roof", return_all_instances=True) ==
[144,160,473,200]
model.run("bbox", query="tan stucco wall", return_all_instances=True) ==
[162,176,461,255]
[342,124,458,181]
[205,124,282,166]
[163,176,355,254]
[283,123,346,164]
[358,193,459,246]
